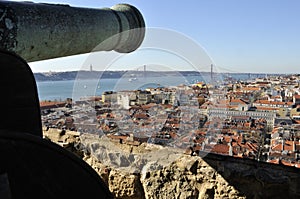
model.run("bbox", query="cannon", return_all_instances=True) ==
[0,1,145,198]
[0,0,145,62]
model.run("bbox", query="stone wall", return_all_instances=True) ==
[44,129,300,199]
[201,152,300,199]
[85,153,300,199]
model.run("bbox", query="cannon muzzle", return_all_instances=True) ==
[0,1,145,62]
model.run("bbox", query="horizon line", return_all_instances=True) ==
[33,70,298,75]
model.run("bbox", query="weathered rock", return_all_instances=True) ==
[43,128,83,157]
[44,131,300,199]
[110,171,145,199]
[79,133,184,174]
[140,156,244,199]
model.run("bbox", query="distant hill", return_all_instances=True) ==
[33,70,204,81]
[33,71,126,81]
[33,70,276,82]
[34,71,77,81]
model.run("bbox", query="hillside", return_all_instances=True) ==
[33,71,126,81]
[33,70,278,82]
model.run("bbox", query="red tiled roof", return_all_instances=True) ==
[281,160,296,167]
[162,104,173,109]
[210,144,230,155]
[254,100,293,106]
[134,113,148,120]
[268,159,279,164]
[40,101,65,107]
[284,141,295,151]
[244,122,251,127]
[294,95,300,99]
[229,98,247,105]
[247,142,258,152]
[272,143,283,151]
[255,107,279,111]
[223,136,231,143]
[141,103,158,110]
[242,87,260,91]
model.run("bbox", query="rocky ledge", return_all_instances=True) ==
[44,128,300,199]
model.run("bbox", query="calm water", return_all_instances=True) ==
[37,76,199,101]
[36,74,264,101]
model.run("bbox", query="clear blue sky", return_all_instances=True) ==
[12,0,300,74]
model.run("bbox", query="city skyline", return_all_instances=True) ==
[12,0,300,74]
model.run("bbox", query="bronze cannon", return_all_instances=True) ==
[0,0,145,62]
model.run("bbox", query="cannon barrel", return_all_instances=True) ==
[0,1,145,62]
